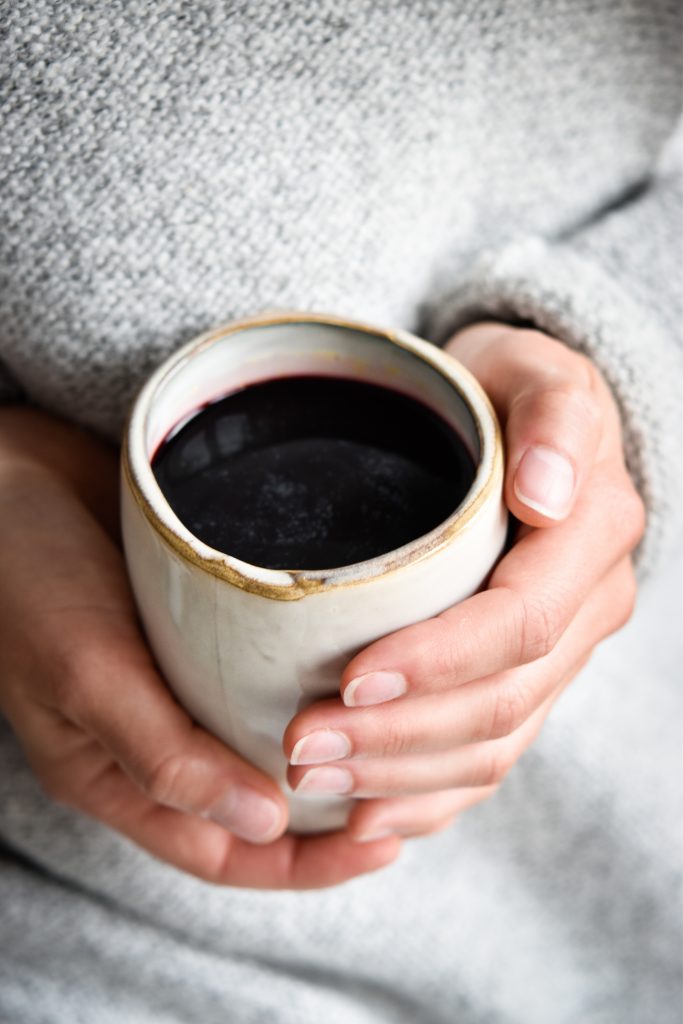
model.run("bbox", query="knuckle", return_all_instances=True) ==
[621,484,646,551]
[478,784,501,805]
[514,332,596,386]
[143,750,192,808]
[514,328,565,359]
[568,350,603,394]
[379,719,414,758]
[525,380,602,438]
[477,747,512,787]
[514,589,564,663]
[509,342,605,433]
[556,375,601,417]
[486,680,534,739]
[622,564,638,620]
[420,814,459,837]
[50,655,95,724]
[601,476,646,554]
[569,386,603,434]
[612,562,639,633]
[429,616,462,681]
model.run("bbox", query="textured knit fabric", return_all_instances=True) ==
[1,0,682,567]
[0,2,682,1022]
[0,558,681,1024]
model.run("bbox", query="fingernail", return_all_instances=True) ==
[207,785,282,843]
[295,766,354,795]
[290,729,352,766]
[355,823,426,842]
[353,828,396,843]
[343,671,407,707]
[514,445,575,520]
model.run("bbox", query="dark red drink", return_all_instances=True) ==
[152,376,475,570]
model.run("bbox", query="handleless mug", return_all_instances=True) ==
[121,312,507,833]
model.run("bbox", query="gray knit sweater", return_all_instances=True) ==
[0,2,681,1022]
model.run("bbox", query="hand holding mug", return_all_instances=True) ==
[0,407,401,889]
[284,323,645,841]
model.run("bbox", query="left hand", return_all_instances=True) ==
[0,408,402,890]
[283,323,645,842]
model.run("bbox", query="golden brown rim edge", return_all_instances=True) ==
[122,312,505,601]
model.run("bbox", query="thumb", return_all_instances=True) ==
[37,617,291,845]
[94,661,290,844]
[446,324,605,527]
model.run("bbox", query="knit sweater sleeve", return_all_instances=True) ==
[427,128,683,577]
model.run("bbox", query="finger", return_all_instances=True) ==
[348,786,499,842]
[92,766,403,889]
[446,324,612,525]
[27,612,291,845]
[88,680,288,845]
[127,808,401,889]
[285,557,636,763]
[288,667,575,799]
[20,726,401,888]
[2,501,289,845]
[338,477,642,707]
[349,661,588,837]
[288,679,561,798]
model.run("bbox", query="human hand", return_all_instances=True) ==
[0,409,400,887]
[284,324,645,841]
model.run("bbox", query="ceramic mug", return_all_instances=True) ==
[121,312,507,833]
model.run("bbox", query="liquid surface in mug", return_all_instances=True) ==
[152,376,476,570]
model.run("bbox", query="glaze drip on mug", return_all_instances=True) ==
[152,375,475,570]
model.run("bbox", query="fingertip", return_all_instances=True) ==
[352,828,397,843]
[206,782,288,844]
[282,696,348,760]
[342,671,407,708]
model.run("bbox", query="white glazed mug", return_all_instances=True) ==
[121,312,507,833]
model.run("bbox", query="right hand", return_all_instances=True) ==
[0,407,400,888]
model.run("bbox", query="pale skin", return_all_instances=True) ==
[0,323,645,887]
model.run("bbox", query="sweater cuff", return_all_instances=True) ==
[427,237,683,576]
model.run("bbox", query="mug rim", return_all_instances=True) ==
[123,310,504,600]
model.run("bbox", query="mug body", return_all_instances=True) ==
[122,312,507,832]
